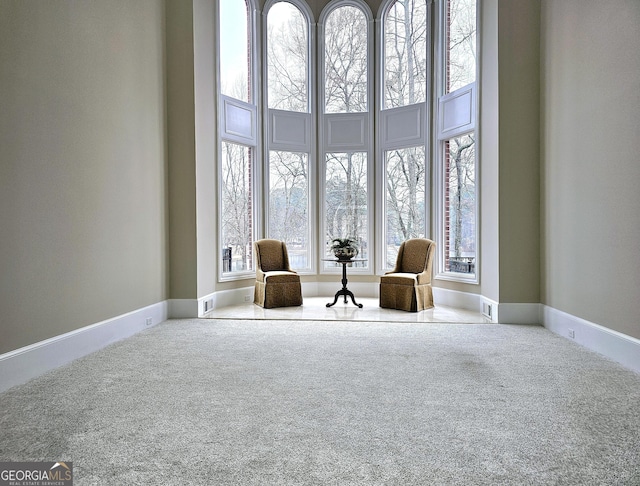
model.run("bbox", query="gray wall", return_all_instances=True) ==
[166,0,198,300]
[0,1,168,354]
[497,0,541,304]
[541,0,640,340]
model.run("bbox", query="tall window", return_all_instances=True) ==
[437,0,477,280]
[320,1,373,271]
[379,0,429,269]
[218,0,258,277]
[265,0,313,271]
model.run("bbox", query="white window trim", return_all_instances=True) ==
[433,133,479,285]
[433,0,479,285]
[437,84,476,139]
[217,0,262,282]
[220,95,258,145]
[376,0,433,275]
[262,0,317,275]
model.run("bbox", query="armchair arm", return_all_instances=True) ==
[415,270,431,285]
[416,242,435,284]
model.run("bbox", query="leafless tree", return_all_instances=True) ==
[447,134,475,260]
[386,147,426,245]
[324,6,368,113]
[325,152,368,251]
[267,3,308,111]
[384,0,427,108]
[221,142,252,271]
[447,0,476,93]
[269,151,308,245]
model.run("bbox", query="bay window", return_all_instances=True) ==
[216,0,478,283]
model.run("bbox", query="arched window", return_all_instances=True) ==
[265,0,314,271]
[378,0,429,270]
[267,1,308,113]
[218,0,258,278]
[320,0,374,272]
[383,0,428,109]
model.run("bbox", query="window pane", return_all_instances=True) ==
[324,152,368,268]
[446,0,476,93]
[324,6,368,113]
[384,0,428,109]
[267,2,308,112]
[220,0,250,102]
[385,146,426,267]
[444,134,476,275]
[268,151,310,269]
[221,142,254,273]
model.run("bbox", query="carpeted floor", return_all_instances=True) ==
[1,318,639,485]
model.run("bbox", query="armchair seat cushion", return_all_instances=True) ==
[380,273,419,286]
[261,271,301,283]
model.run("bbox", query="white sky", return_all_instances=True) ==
[219,0,296,88]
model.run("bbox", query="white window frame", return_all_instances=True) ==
[433,0,479,284]
[216,0,262,282]
[263,0,317,274]
[376,0,433,275]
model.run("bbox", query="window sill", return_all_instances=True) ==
[219,271,255,283]
[435,271,479,285]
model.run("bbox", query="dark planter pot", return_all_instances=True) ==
[333,247,358,260]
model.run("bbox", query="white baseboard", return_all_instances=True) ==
[543,306,640,374]
[3,297,636,395]
[0,301,168,394]
[433,287,483,312]
[211,287,254,310]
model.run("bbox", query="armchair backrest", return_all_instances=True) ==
[395,238,435,275]
[255,239,291,272]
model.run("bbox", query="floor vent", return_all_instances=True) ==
[481,301,493,320]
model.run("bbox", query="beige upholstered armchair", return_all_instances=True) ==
[254,239,303,308]
[379,238,435,312]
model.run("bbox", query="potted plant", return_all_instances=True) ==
[330,237,359,260]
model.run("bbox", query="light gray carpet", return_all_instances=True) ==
[1,319,639,485]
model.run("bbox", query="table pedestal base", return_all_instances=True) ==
[325,260,363,308]
[326,288,362,308]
